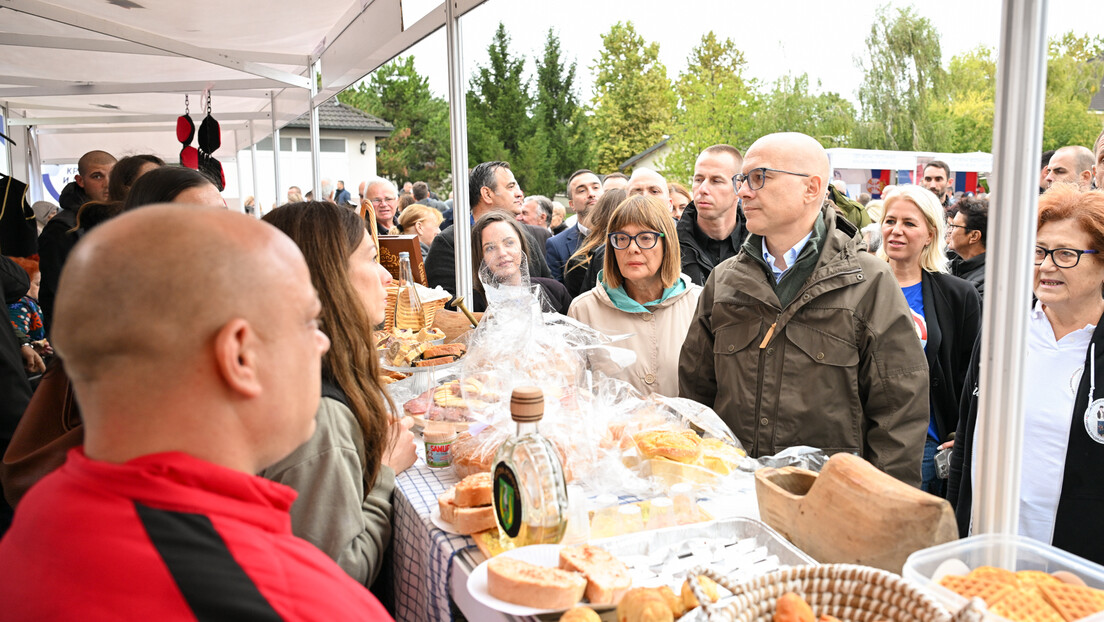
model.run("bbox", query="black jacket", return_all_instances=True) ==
[0,255,33,531]
[564,245,603,300]
[948,310,1104,565]
[921,271,982,443]
[949,252,986,303]
[425,223,551,302]
[37,185,85,335]
[471,277,571,315]
[676,201,748,286]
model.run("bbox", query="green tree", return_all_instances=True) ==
[1041,33,1104,151]
[853,5,946,150]
[666,32,759,185]
[528,28,592,196]
[467,23,533,186]
[338,57,450,187]
[590,21,675,174]
[927,47,996,152]
[756,74,856,149]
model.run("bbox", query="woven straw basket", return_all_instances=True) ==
[688,564,986,622]
[384,285,446,332]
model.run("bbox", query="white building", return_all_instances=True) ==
[238,99,393,212]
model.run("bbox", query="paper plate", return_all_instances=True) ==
[467,544,616,616]
[430,506,465,536]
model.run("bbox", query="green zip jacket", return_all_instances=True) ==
[678,203,928,486]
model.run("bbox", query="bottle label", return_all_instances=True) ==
[493,461,522,538]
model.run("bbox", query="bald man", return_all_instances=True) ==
[1046,145,1095,190]
[0,206,393,621]
[38,150,118,333]
[679,132,928,487]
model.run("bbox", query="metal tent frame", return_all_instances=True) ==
[0,0,1056,533]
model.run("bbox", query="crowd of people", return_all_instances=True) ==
[0,125,1102,617]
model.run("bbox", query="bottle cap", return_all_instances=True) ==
[399,251,410,259]
[510,386,544,422]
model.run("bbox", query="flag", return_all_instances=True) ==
[954,172,979,194]
[867,169,892,198]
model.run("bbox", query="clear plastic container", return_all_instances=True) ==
[903,533,1104,621]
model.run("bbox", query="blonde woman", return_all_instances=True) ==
[390,203,443,258]
[878,185,980,495]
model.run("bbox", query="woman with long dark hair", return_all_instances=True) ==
[261,201,416,587]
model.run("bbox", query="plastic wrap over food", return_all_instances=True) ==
[755,446,831,472]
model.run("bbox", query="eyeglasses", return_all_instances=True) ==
[1035,245,1099,268]
[945,223,970,232]
[370,196,397,205]
[609,231,664,250]
[732,167,810,191]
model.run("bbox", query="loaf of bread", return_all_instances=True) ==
[454,472,493,508]
[414,355,458,367]
[558,545,632,605]
[423,342,466,359]
[487,556,587,610]
[437,487,496,534]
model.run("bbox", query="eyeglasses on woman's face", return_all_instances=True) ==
[608,230,664,250]
[1034,245,1099,269]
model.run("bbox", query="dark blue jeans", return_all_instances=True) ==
[921,437,946,497]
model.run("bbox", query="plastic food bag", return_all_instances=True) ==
[755,446,831,472]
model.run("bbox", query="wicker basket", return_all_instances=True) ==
[384,285,447,332]
[687,564,985,622]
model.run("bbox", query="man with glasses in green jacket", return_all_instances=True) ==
[679,132,929,487]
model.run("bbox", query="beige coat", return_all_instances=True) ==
[568,274,702,397]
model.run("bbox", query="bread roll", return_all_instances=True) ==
[559,606,601,622]
[616,588,673,622]
[423,342,466,359]
[487,557,586,610]
[558,545,632,605]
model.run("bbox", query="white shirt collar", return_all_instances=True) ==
[762,230,813,281]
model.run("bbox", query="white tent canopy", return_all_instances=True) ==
[0,0,483,186]
[827,148,993,173]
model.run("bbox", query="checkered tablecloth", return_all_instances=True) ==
[391,452,475,622]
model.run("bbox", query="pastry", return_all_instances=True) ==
[1039,582,1104,621]
[774,592,814,622]
[616,588,673,622]
[633,429,702,464]
[680,574,720,610]
[559,606,601,622]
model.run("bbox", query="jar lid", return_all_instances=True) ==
[510,386,544,422]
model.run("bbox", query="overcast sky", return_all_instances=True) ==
[387,0,1100,107]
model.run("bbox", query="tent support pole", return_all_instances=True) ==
[973,0,1049,536]
[271,92,283,207]
[309,60,322,200]
[445,0,472,306]
[249,121,260,216]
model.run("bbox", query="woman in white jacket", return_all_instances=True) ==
[568,194,702,396]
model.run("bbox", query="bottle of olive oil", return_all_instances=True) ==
[492,386,568,546]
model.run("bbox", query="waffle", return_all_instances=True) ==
[989,589,1064,622]
[968,565,1019,585]
[1039,582,1104,622]
[939,574,1016,604]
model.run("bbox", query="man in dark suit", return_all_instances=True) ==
[546,169,602,283]
[425,161,550,299]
